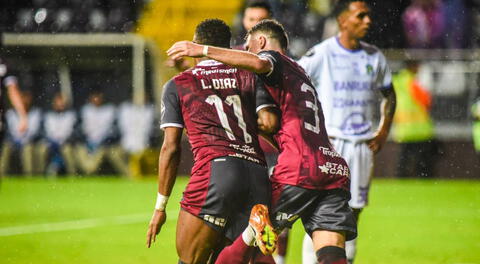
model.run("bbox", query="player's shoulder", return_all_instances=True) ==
[302,38,334,60]
[360,41,385,57]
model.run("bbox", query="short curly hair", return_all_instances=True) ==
[193,19,231,48]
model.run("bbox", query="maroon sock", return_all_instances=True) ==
[316,246,347,264]
[215,236,254,264]
[251,248,276,264]
[277,229,289,257]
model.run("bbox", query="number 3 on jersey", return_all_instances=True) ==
[301,83,320,134]
[206,94,253,143]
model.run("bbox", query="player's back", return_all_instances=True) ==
[173,60,265,172]
[258,51,349,191]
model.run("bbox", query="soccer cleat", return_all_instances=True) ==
[249,204,277,255]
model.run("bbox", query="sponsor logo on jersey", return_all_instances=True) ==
[202,214,227,227]
[275,212,299,222]
[318,162,350,177]
[192,68,237,76]
[318,146,342,158]
[366,64,374,75]
[228,153,261,164]
[340,112,372,135]
[229,143,256,154]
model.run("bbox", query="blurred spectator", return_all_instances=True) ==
[76,90,128,176]
[402,0,446,49]
[443,0,468,48]
[0,56,28,177]
[0,90,42,175]
[392,60,437,178]
[472,98,480,155]
[118,101,156,178]
[38,92,77,176]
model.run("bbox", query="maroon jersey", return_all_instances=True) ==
[257,51,350,191]
[161,60,268,174]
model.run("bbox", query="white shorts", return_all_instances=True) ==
[330,138,374,209]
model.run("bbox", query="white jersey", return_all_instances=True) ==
[298,36,392,141]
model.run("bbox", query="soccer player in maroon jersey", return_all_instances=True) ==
[146,19,277,263]
[168,19,357,264]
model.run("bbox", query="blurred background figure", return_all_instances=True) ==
[38,92,77,176]
[1,90,42,175]
[0,56,28,178]
[118,100,156,179]
[472,97,480,158]
[392,60,438,178]
[402,0,446,49]
[76,90,128,176]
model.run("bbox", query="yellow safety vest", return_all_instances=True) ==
[392,69,434,143]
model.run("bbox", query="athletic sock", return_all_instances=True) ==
[215,235,254,264]
[345,238,356,264]
[242,225,256,246]
[252,248,276,264]
[316,246,347,264]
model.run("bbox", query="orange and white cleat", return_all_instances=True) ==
[249,204,277,255]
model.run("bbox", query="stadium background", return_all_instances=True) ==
[0,0,479,263]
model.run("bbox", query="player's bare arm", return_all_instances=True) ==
[167,41,272,74]
[367,87,396,154]
[257,107,280,150]
[6,81,28,134]
[146,127,183,248]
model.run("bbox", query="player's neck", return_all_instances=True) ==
[337,33,361,51]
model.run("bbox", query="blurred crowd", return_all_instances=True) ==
[0,89,160,178]
[230,0,480,57]
[0,0,144,33]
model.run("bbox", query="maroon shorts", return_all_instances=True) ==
[181,156,270,240]
[270,181,357,241]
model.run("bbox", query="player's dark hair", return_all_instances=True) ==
[248,19,288,50]
[194,19,231,48]
[333,0,367,18]
[246,0,273,16]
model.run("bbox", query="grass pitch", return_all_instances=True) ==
[0,177,479,264]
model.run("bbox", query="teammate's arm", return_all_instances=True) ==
[146,126,182,248]
[167,41,272,74]
[367,87,396,153]
[5,77,28,134]
[257,107,279,150]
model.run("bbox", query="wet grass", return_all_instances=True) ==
[0,177,479,263]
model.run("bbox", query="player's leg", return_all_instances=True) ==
[274,229,289,264]
[215,204,276,264]
[330,140,372,264]
[176,209,223,263]
[303,189,357,264]
[215,159,275,263]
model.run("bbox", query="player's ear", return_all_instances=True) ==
[259,35,267,49]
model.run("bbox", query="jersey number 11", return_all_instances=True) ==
[206,94,253,143]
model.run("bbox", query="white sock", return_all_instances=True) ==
[274,255,285,264]
[302,233,317,264]
[242,225,256,246]
[346,238,357,263]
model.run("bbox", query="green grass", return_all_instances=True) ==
[0,177,479,264]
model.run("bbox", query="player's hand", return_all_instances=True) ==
[366,131,388,154]
[17,115,28,135]
[164,57,191,72]
[146,209,167,248]
[167,41,204,61]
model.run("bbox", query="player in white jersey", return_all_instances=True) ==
[297,1,396,263]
